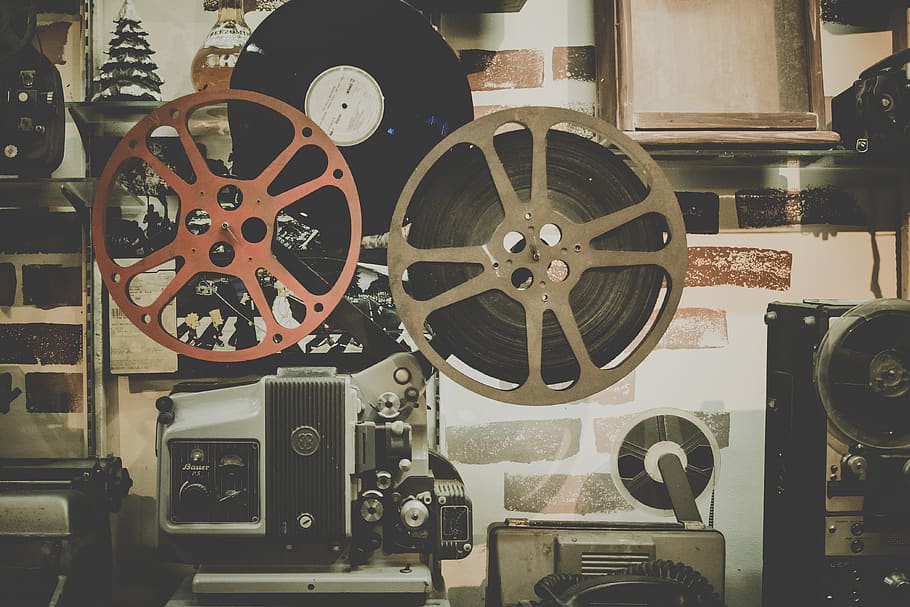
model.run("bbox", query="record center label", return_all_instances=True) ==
[305,65,385,147]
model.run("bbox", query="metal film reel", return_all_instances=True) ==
[93,89,361,362]
[388,107,686,405]
[611,409,719,516]
[816,298,910,450]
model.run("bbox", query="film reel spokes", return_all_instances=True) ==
[389,108,687,405]
[93,90,362,362]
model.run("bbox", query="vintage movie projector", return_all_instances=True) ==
[155,353,469,606]
[89,78,716,603]
[764,299,910,607]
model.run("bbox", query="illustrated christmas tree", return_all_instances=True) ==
[92,0,164,101]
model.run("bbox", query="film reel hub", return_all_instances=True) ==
[816,299,910,449]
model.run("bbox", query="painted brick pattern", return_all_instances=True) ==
[460,49,545,91]
[0,263,15,306]
[447,419,581,464]
[686,246,793,291]
[504,472,634,514]
[736,186,866,228]
[693,411,732,449]
[0,212,81,254]
[594,371,636,404]
[593,411,732,455]
[657,308,729,350]
[677,192,720,235]
[552,46,596,82]
[25,373,83,413]
[0,324,82,365]
[0,373,21,414]
[22,265,82,309]
[593,414,636,455]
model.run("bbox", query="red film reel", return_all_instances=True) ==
[92,89,362,362]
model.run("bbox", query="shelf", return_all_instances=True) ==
[0,178,94,213]
[69,102,164,178]
[68,102,163,139]
[408,0,527,12]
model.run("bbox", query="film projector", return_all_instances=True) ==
[86,2,722,605]
[764,300,910,607]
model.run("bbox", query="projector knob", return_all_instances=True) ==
[178,482,212,518]
[400,499,429,530]
[884,570,910,592]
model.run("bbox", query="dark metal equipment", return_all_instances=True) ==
[0,0,65,177]
[486,411,725,607]
[832,48,910,154]
[0,458,132,607]
[763,299,910,607]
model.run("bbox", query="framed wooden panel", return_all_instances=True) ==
[596,0,831,139]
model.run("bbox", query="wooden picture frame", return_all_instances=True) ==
[595,0,839,145]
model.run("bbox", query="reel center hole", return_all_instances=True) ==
[186,209,211,235]
[503,231,526,254]
[241,217,268,243]
[209,242,236,267]
[547,259,569,283]
[540,223,562,247]
[217,184,243,210]
[510,268,534,290]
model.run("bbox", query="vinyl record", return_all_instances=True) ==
[229,0,474,236]
[816,298,910,449]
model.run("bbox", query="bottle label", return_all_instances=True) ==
[204,23,249,49]
[304,65,385,147]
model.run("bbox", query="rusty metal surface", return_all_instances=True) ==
[92,89,361,362]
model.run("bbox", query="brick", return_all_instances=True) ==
[676,192,720,235]
[736,186,866,228]
[22,265,82,309]
[25,373,83,413]
[474,104,511,119]
[657,308,728,350]
[0,212,81,254]
[504,472,634,515]
[0,263,15,306]
[553,46,596,82]
[593,414,636,454]
[594,412,732,454]
[588,371,635,405]
[686,246,792,291]
[0,324,82,365]
[460,49,545,91]
[447,419,581,464]
[693,411,731,449]
[0,372,22,414]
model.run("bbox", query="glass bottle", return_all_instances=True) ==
[190,0,251,92]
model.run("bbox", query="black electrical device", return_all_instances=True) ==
[832,48,910,154]
[763,300,910,607]
[0,0,65,176]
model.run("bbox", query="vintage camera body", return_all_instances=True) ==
[832,48,910,154]
[156,352,472,578]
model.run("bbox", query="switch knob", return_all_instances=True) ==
[884,570,910,593]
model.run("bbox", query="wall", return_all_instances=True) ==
[14,1,906,606]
